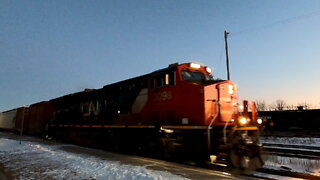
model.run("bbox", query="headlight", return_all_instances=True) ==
[206,67,212,73]
[228,85,234,94]
[190,63,201,69]
[238,116,250,126]
[257,118,263,124]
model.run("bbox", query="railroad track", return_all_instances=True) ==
[251,168,320,180]
[206,164,320,180]
[262,143,320,159]
[263,143,320,151]
[186,142,320,179]
[150,142,320,179]
[247,142,320,179]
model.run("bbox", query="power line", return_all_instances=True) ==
[232,9,320,36]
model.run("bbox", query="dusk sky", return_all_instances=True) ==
[1,0,320,112]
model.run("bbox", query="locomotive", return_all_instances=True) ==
[0,62,263,170]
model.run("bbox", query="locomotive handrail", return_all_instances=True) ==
[223,119,231,144]
[207,100,220,152]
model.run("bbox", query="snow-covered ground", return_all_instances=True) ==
[2,132,319,180]
[0,137,188,180]
[0,133,239,180]
[260,136,320,177]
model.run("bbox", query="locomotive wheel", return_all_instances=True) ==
[240,155,250,169]
[159,138,175,160]
[230,150,263,172]
[230,150,241,168]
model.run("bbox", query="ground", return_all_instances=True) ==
[0,132,246,180]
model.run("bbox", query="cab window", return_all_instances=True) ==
[181,70,206,82]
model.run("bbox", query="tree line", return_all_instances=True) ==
[255,100,311,112]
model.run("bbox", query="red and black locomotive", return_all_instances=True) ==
[0,62,263,170]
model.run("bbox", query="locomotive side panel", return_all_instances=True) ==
[172,83,205,125]
[50,75,149,126]
[145,69,183,125]
[51,89,104,124]
[142,65,206,126]
[175,64,207,126]
[107,76,148,125]
[204,84,219,125]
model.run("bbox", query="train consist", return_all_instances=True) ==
[259,109,320,136]
[0,62,263,170]
[0,102,55,135]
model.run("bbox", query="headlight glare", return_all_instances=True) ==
[206,67,212,73]
[238,116,250,126]
[228,85,234,94]
[190,63,201,69]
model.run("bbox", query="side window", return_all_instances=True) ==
[152,71,176,88]
[169,71,176,85]
[156,75,163,88]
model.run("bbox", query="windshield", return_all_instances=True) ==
[181,70,206,82]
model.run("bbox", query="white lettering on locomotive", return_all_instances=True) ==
[81,101,100,116]
[154,91,172,101]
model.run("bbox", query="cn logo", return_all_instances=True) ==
[81,101,100,116]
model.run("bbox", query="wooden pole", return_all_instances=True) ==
[224,30,231,80]
[19,106,25,144]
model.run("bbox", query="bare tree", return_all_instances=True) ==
[297,102,310,110]
[255,100,267,112]
[286,104,295,110]
[270,99,287,111]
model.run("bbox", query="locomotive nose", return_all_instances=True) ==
[216,81,238,123]
[206,81,263,171]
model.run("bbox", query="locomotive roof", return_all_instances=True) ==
[49,62,191,102]
[101,62,180,88]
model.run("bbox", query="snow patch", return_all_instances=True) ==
[0,138,189,180]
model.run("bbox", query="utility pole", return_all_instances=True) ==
[19,106,25,144]
[19,105,29,144]
[224,30,230,80]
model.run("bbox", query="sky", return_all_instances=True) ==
[1,0,320,111]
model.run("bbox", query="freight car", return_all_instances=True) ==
[0,102,55,135]
[259,109,320,137]
[0,108,20,131]
[47,62,263,170]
